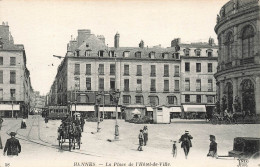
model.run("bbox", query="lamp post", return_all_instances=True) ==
[96,92,102,132]
[113,89,120,140]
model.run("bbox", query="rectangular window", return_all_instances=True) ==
[10,57,16,66]
[150,79,156,92]
[196,63,201,72]
[124,79,129,91]
[74,77,80,90]
[150,65,156,76]
[110,78,115,90]
[0,89,3,100]
[208,63,213,73]
[174,80,179,91]
[74,64,80,75]
[208,52,212,57]
[0,57,3,65]
[168,96,175,104]
[174,65,179,76]
[99,78,104,90]
[110,64,115,75]
[196,79,201,91]
[86,64,91,75]
[136,79,142,92]
[136,65,142,76]
[98,51,104,57]
[207,95,214,103]
[196,95,201,103]
[85,50,91,57]
[185,95,190,102]
[124,64,129,75]
[185,62,190,72]
[150,52,155,59]
[10,71,16,84]
[149,96,158,106]
[136,96,143,104]
[86,78,91,90]
[0,70,3,84]
[196,50,201,57]
[99,64,104,75]
[164,80,169,92]
[123,52,130,58]
[208,79,213,91]
[185,50,190,56]
[185,78,190,91]
[175,53,179,59]
[164,64,169,77]
[10,89,16,100]
[135,52,141,58]
[123,95,130,104]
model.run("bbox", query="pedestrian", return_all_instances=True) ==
[45,116,49,128]
[179,130,193,159]
[143,126,148,146]
[207,135,218,158]
[21,117,27,129]
[0,134,3,149]
[0,116,3,130]
[15,113,18,119]
[172,140,177,158]
[3,132,21,156]
[80,115,85,132]
[137,129,144,151]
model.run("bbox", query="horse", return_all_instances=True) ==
[71,123,81,149]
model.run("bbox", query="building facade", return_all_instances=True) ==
[48,29,218,119]
[214,0,260,115]
[0,22,32,117]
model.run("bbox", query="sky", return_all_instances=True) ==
[0,0,227,95]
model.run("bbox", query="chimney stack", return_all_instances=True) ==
[114,32,120,48]
[139,40,144,49]
[171,38,181,47]
[77,29,91,47]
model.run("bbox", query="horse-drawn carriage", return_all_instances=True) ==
[57,120,81,151]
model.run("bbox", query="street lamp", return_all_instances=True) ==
[96,92,102,132]
[112,89,120,140]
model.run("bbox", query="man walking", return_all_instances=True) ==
[143,126,148,146]
[179,130,193,159]
[80,115,85,132]
[207,135,218,158]
[3,132,21,156]
[137,129,144,151]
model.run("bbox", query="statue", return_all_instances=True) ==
[217,14,220,23]
[220,7,225,17]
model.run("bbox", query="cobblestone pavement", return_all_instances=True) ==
[0,115,259,167]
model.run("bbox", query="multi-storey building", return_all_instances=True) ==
[214,0,260,115]
[171,38,218,117]
[48,29,218,119]
[0,22,32,117]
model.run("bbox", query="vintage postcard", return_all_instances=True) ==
[0,0,259,167]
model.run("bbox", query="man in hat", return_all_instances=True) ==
[3,132,21,156]
[179,130,193,159]
[137,129,144,151]
[143,126,148,146]
[207,135,218,158]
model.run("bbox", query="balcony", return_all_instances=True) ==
[240,57,254,65]
[174,73,180,77]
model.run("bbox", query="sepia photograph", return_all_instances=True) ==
[0,0,259,167]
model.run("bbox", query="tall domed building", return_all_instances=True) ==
[214,0,260,115]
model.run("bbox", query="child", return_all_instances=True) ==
[172,140,177,158]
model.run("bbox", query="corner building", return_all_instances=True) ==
[214,0,260,115]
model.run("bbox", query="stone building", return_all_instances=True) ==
[0,22,32,117]
[172,38,218,117]
[48,29,218,119]
[214,0,260,115]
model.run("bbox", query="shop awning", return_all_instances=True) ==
[48,106,67,109]
[0,104,20,111]
[146,107,154,111]
[132,109,141,115]
[98,107,121,112]
[71,105,95,112]
[183,105,206,112]
[171,107,182,112]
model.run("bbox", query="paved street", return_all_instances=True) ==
[0,116,260,167]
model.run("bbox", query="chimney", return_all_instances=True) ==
[139,40,144,49]
[114,32,120,48]
[171,38,181,47]
[77,29,91,47]
[0,22,10,45]
[208,37,215,46]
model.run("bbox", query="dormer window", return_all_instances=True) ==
[206,49,213,57]
[123,51,130,58]
[85,50,91,57]
[162,53,169,59]
[98,50,104,57]
[135,51,141,58]
[183,48,190,56]
[195,49,201,57]
[149,52,155,59]
[109,51,115,57]
[76,50,80,57]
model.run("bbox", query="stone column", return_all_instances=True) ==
[232,77,238,113]
[255,76,260,115]
[219,80,224,108]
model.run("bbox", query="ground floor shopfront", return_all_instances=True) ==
[0,102,29,118]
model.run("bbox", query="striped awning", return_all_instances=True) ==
[183,105,206,112]
[0,104,20,111]
[98,107,121,112]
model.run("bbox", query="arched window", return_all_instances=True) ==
[226,32,233,62]
[242,25,254,58]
